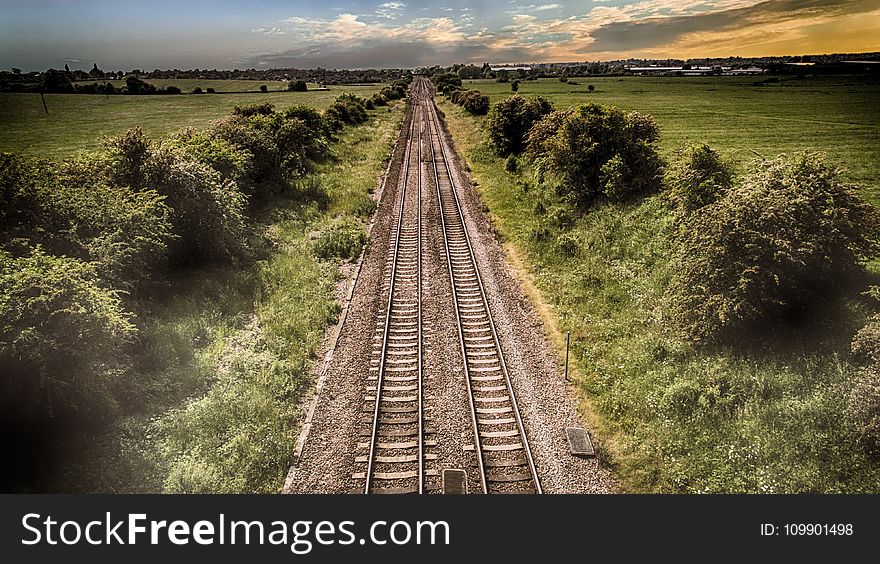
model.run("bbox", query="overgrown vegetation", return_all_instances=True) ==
[1,89,400,492]
[440,82,880,492]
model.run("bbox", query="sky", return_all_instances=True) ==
[1,0,879,71]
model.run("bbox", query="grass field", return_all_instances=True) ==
[465,76,880,202]
[0,84,384,159]
[74,79,320,93]
[440,74,880,493]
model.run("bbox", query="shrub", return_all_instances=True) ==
[528,103,662,205]
[287,80,308,92]
[847,368,880,457]
[559,76,569,83]
[505,155,518,173]
[0,247,135,421]
[126,76,156,95]
[588,84,595,92]
[259,84,268,93]
[487,95,554,156]
[312,218,366,260]
[209,114,278,187]
[459,90,490,115]
[206,87,215,94]
[170,128,251,182]
[233,102,275,117]
[324,94,368,131]
[670,152,880,344]
[106,129,247,264]
[853,313,880,363]
[0,152,173,292]
[191,87,203,94]
[664,144,734,213]
[511,80,519,92]
[430,72,462,92]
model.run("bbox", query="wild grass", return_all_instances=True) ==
[45,102,402,493]
[440,83,880,493]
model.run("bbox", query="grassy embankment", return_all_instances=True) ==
[0,84,383,159]
[32,101,402,493]
[440,74,880,492]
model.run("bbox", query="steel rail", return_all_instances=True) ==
[423,93,542,494]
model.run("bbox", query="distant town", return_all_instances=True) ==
[1,51,877,93]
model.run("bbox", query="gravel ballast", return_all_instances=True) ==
[284,91,616,494]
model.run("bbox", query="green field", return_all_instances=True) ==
[0,84,384,158]
[441,73,880,493]
[74,79,319,93]
[465,76,880,201]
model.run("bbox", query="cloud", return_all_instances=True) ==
[579,0,880,55]
[248,0,880,69]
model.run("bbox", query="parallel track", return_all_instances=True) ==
[355,77,541,494]
[357,91,429,494]
[422,86,542,494]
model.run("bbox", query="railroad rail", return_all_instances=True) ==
[422,86,542,494]
[354,77,541,494]
[355,85,433,494]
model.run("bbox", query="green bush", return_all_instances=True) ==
[1,152,173,292]
[847,368,880,457]
[170,128,251,182]
[665,144,734,213]
[430,72,462,92]
[527,102,662,206]
[487,95,554,156]
[106,129,247,264]
[313,218,366,260]
[287,80,308,92]
[0,247,135,420]
[670,153,880,344]
[324,94,368,131]
[459,90,490,116]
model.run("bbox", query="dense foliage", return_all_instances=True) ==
[449,89,490,115]
[0,88,380,439]
[664,143,734,213]
[486,95,554,156]
[670,153,880,344]
[527,102,663,206]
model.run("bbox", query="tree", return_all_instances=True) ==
[511,80,520,92]
[42,68,74,93]
[430,72,461,92]
[89,63,104,79]
[486,95,554,156]
[588,84,595,92]
[260,84,268,92]
[527,102,662,205]
[287,80,308,92]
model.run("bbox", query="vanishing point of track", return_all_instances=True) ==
[355,77,541,494]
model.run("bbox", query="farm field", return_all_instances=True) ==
[439,73,880,493]
[0,83,385,158]
[74,79,319,92]
[464,75,880,202]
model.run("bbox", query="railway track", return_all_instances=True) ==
[422,89,542,494]
[354,77,540,494]
[355,85,433,494]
